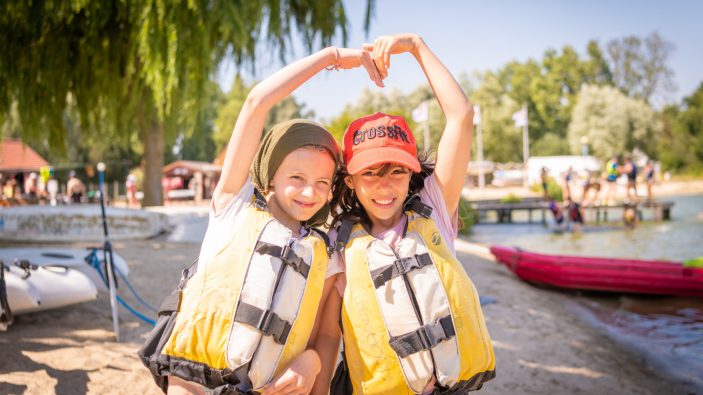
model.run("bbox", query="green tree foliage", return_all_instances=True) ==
[212,75,310,154]
[168,80,225,163]
[470,71,523,162]
[326,84,458,157]
[568,84,661,160]
[656,83,703,173]
[470,41,612,161]
[605,32,675,104]
[0,0,372,205]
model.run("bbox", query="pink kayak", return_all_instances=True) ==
[489,245,703,298]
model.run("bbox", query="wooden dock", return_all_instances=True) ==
[471,198,674,224]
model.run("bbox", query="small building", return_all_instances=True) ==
[162,160,222,201]
[1,140,50,200]
[0,139,49,173]
[526,156,601,185]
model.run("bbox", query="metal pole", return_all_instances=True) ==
[98,162,120,342]
[477,121,485,189]
[522,105,530,187]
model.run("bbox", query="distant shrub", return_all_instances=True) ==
[458,197,478,235]
[545,178,563,201]
[500,193,522,204]
[529,177,563,201]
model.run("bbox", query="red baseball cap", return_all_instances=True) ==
[342,112,421,175]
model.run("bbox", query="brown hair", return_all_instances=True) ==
[329,152,435,230]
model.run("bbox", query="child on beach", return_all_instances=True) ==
[644,160,655,201]
[138,46,383,395]
[602,155,621,205]
[325,33,495,394]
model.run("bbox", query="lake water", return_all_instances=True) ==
[470,194,703,392]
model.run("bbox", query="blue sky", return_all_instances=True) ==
[217,0,703,120]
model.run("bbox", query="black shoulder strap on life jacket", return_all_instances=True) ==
[333,219,355,254]
[252,188,268,211]
[0,261,13,329]
[306,227,333,258]
[158,258,199,316]
[403,194,433,218]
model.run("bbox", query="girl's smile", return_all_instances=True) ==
[345,164,412,233]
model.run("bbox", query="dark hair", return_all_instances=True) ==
[329,152,435,230]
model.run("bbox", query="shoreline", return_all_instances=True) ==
[458,239,701,395]
[0,236,693,394]
[464,179,703,201]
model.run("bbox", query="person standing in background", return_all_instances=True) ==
[45,168,59,206]
[126,174,139,208]
[66,171,86,204]
[540,167,550,200]
[644,160,655,201]
[602,155,621,205]
[24,172,38,201]
[624,156,638,202]
[562,166,574,201]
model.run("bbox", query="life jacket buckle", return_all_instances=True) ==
[255,309,291,344]
[282,245,311,278]
[256,309,274,333]
[417,326,432,350]
[394,256,420,276]
[404,195,433,218]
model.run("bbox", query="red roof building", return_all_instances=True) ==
[0,140,49,172]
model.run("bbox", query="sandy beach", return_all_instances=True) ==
[1,229,696,395]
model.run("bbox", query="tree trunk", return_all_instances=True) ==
[141,117,164,206]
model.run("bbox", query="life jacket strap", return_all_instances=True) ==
[333,219,355,253]
[158,292,181,315]
[388,315,455,358]
[255,241,310,278]
[252,188,268,211]
[234,302,292,345]
[370,253,433,289]
[404,195,433,218]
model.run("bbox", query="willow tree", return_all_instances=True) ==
[1,0,372,205]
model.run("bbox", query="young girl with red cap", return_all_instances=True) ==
[138,46,383,395]
[324,34,495,394]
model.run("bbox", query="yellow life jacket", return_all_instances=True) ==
[606,159,619,178]
[338,199,495,394]
[138,191,329,393]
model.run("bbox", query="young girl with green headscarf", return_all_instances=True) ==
[140,46,383,395]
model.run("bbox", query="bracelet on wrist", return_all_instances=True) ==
[325,47,340,71]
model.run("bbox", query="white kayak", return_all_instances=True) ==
[0,248,129,292]
[3,263,97,314]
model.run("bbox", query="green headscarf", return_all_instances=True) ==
[251,119,339,227]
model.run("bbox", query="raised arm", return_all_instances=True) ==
[213,47,384,214]
[365,34,473,214]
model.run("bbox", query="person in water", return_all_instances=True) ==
[549,199,565,228]
[623,202,639,229]
[566,197,585,232]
